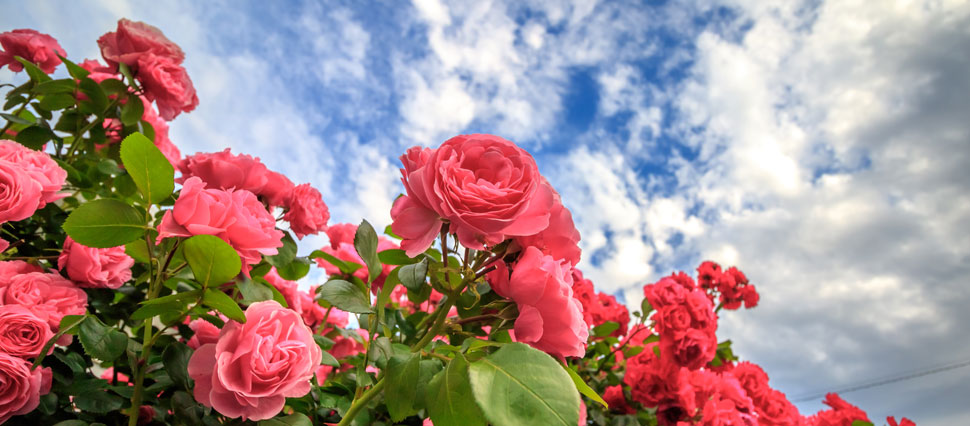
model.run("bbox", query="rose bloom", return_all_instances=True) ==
[0,159,42,223]
[0,261,43,280]
[603,385,635,415]
[58,236,134,289]
[513,183,581,265]
[0,272,87,344]
[136,53,198,121]
[283,183,330,239]
[263,268,347,331]
[0,353,52,424]
[0,140,67,207]
[177,150,293,206]
[755,389,802,426]
[487,246,588,359]
[188,301,321,420]
[186,316,222,350]
[0,239,7,253]
[887,417,916,426]
[805,393,870,426]
[661,328,717,371]
[731,361,771,401]
[79,58,119,82]
[0,29,65,73]
[391,134,554,256]
[158,177,283,268]
[97,18,185,69]
[0,305,53,358]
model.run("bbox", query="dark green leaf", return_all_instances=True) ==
[309,250,362,275]
[14,56,52,82]
[99,78,127,95]
[78,77,107,114]
[78,316,128,362]
[318,280,372,314]
[564,364,607,408]
[163,342,194,390]
[32,314,87,369]
[119,132,174,204]
[171,390,203,425]
[275,257,311,280]
[320,349,340,367]
[640,298,653,317]
[378,248,419,265]
[385,353,421,421]
[59,54,90,80]
[0,112,33,125]
[183,235,241,288]
[592,321,620,338]
[468,342,579,426]
[427,354,486,426]
[259,413,312,426]
[130,290,201,321]
[53,421,89,426]
[399,259,428,291]
[238,277,274,304]
[120,92,144,126]
[266,232,297,268]
[202,289,246,323]
[14,125,52,150]
[73,390,125,413]
[38,92,75,110]
[63,199,146,248]
[97,158,122,175]
[354,219,382,283]
[34,78,77,94]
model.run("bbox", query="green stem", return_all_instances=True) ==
[0,93,35,136]
[336,378,386,426]
[411,294,456,353]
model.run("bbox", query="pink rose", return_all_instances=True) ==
[186,316,222,350]
[0,160,42,223]
[315,223,398,292]
[283,183,329,239]
[188,301,321,420]
[140,98,182,166]
[0,239,7,253]
[58,236,134,289]
[177,150,292,205]
[158,177,283,268]
[97,19,185,69]
[0,305,53,358]
[0,353,52,423]
[263,268,328,330]
[661,328,717,371]
[513,183,581,265]
[0,261,43,280]
[0,272,88,344]
[487,246,588,359]
[136,53,198,121]
[79,59,119,82]
[391,134,554,256]
[0,29,65,73]
[0,140,67,207]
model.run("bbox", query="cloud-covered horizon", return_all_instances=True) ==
[4,0,969,423]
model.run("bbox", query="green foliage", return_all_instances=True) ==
[202,288,246,323]
[259,414,313,426]
[183,235,242,288]
[78,316,128,362]
[62,199,146,248]
[119,132,174,204]
[385,353,422,421]
[163,342,194,390]
[353,219,382,284]
[318,279,373,314]
[426,354,486,426]
[399,258,429,291]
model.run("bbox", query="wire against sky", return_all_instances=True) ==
[790,357,970,403]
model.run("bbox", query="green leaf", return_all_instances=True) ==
[354,219,382,283]
[309,250,362,275]
[563,364,607,408]
[266,232,297,268]
[468,342,579,426]
[259,413,312,426]
[32,314,87,369]
[0,112,33,125]
[385,353,422,421]
[238,277,274,304]
[78,76,107,114]
[63,199,146,248]
[14,125,52,150]
[78,316,128,362]
[59,54,90,80]
[34,78,77,94]
[592,321,620,338]
[318,280,373,314]
[275,256,311,281]
[183,235,242,288]
[131,290,201,320]
[399,259,428,291]
[53,421,89,426]
[202,289,246,323]
[38,92,75,110]
[14,56,52,82]
[640,298,653,317]
[427,354,486,426]
[378,248,419,265]
[320,349,340,367]
[163,342,194,390]
[120,132,174,204]
[120,92,144,126]
[851,421,874,426]
[73,390,125,414]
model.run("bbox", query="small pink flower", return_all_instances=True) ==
[0,29,65,73]
[58,236,133,289]
[188,301,321,420]
[136,53,198,121]
[283,183,329,239]
[0,353,52,423]
[0,305,53,358]
[186,316,222,350]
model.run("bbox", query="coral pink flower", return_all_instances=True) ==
[487,246,588,359]
[283,183,329,239]
[0,305,53,358]
[188,301,321,420]
[58,236,134,289]
[157,177,283,268]
[186,316,222,350]
[0,29,65,73]
[0,272,87,343]
[0,160,42,223]
[97,18,184,69]
[391,134,554,256]
[136,53,198,121]
[0,140,66,208]
[0,353,52,423]
[177,150,293,206]
[315,223,398,292]
[513,183,581,265]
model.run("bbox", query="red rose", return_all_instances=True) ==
[661,328,717,370]
[178,149,291,205]
[603,385,635,414]
[0,29,65,73]
[731,361,770,401]
[756,389,802,426]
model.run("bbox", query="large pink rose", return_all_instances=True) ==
[0,305,53,359]
[0,353,52,423]
[0,272,88,343]
[0,140,67,207]
[0,29,65,73]
[513,183,581,265]
[97,18,185,69]
[0,160,42,223]
[177,150,292,206]
[283,183,329,239]
[158,177,283,268]
[391,134,554,256]
[188,301,321,420]
[487,246,588,359]
[58,236,134,289]
[136,53,198,121]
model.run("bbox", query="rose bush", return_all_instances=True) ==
[0,18,915,426]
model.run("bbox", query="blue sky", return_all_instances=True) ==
[3,0,970,424]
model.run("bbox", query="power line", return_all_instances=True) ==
[790,357,970,403]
